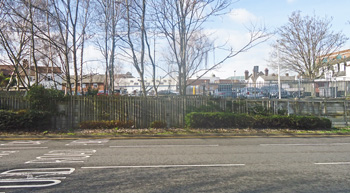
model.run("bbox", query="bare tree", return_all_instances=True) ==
[269,11,348,79]
[0,1,31,90]
[45,0,93,95]
[78,0,92,95]
[154,0,270,95]
[119,0,148,97]
[95,0,123,95]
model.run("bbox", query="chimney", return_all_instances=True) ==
[264,68,269,76]
[244,70,249,80]
[285,73,289,77]
[253,66,259,77]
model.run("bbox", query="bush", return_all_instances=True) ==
[248,105,271,116]
[186,100,224,113]
[0,109,51,131]
[289,115,332,130]
[79,120,134,129]
[185,112,254,128]
[0,110,16,130]
[150,121,167,128]
[185,112,332,130]
[25,85,64,113]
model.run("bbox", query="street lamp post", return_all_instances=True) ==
[277,52,281,99]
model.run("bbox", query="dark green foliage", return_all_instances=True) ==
[289,115,332,130]
[185,112,331,130]
[187,100,223,113]
[25,85,64,113]
[86,88,98,96]
[0,110,16,130]
[185,112,254,128]
[150,121,167,128]
[253,115,294,128]
[0,109,51,131]
[79,120,134,129]
[248,105,272,116]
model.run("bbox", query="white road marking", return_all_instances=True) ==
[260,143,350,146]
[1,141,47,146]
[26,160,85,164]
[26,149,96,164]
[82,163,245,169]
[0,151,17,158]
[0,168,75,189]
[314,162,350,165]
[48,149,96,154]
[66,139,109,146]
[110,144,219,148]
[1,168,75,175]
[0,147,48,150]
[0,179,61,188]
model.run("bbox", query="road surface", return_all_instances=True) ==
[1,137,350,192]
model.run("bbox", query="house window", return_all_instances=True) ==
[71,83,75,88]
[82,84,86,88]
[47,75,52,81]
[134,83,139,86]
[93,83,98,88]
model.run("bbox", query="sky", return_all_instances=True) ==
[84,0,350,80]
[207,0,350,79]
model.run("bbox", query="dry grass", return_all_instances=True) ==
[1,127,350,137]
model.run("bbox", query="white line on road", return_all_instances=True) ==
[314,162,350,165]
[1,168,75,175]
[110,144,219,148]
[82,163,245,169]
[0,147,48,150]
[260,143,350,146]
[0,179,61,188]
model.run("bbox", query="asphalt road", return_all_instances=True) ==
[0,137,350,193]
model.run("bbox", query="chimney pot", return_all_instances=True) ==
[264,68,269,76]
[244,70,249,80]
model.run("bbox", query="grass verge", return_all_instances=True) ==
[1,127,350,137]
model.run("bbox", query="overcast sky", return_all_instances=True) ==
[208,0,350,79]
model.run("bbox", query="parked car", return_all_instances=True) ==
[157,90,179,96]
[71,91,83,96]
[261,85,291,98]
[97,90,120,96]
[213,90,237,98]
[237,87,264,99]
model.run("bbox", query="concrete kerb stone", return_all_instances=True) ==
[1,133,350,140]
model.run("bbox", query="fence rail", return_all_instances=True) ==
[1,94,349,129]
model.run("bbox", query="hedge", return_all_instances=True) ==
[0,109,51,131]
[185,112,332,130]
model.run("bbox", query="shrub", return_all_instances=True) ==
[0,109,51,131]
[79,120,134,129]
[185,112,254,128]
[150,121,167,128]
[185,112,332,130]
[0,110,16,130]
[25,85,64,113]
[186,100,223,113]
[248,105,270,116]
[290,115,332,130]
